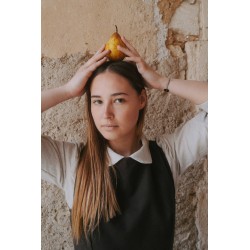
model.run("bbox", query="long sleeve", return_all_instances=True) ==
[156,101,208,185]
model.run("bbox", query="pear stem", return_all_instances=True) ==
[115,25,118,33]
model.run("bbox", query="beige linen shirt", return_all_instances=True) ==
[42,101,208,209]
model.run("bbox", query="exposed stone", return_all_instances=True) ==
[166,29,185,50]
[187,0,196,4]
[195,159,208,250]
[199,0,208,40]
[185,41,208,81]
[169,1,200,36]
[41,180,74,250]
[157,0,184,24]
[173,158,207,250]
[167,45,185,57]
[166,28,199,51]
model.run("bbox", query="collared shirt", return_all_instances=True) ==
[42,101,208,209]
[107,137,152,166]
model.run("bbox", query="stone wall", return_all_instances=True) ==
[41,0,208,249]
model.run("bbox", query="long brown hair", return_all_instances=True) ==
[71,61,147,243]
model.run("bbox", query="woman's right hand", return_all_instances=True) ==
[65,45,110,98]
[42,45,109,112]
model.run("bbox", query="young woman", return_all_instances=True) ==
[42,37,208,250]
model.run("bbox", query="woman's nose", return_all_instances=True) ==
[103,103,114,119]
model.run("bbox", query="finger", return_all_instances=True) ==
[87,46,109,67]
[77,50,108,73]
[117,45,135,57]
[85,49,110,67]
[95,44,106,55]
[123,56,142,64]
[121,36,140,56]
[94,49,110,61]
[88,57,108,72]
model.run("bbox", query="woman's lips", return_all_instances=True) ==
[101,124,118,130]
[102,124,118,127]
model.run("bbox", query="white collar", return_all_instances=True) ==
[107,136,152,166]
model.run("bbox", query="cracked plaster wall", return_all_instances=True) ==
[41,0,208,249]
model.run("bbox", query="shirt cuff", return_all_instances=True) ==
[196,100,208,113]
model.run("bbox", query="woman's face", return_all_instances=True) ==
[90,71,146,146]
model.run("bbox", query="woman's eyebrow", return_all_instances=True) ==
[91,93,128,98]
[111,92,128,97]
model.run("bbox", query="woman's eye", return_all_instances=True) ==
[92,100,103,105]
[114,98,125,104]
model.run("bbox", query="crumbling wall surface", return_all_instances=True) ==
[41,0,208,249]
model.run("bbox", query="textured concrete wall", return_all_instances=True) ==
[41,0,208,249]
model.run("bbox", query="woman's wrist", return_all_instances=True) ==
[63,83,77,100]
[159,77,171,91]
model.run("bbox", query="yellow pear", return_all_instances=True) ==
[105,25,127,61]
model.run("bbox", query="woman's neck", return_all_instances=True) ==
[108,136,142,157]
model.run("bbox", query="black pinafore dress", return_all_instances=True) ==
[73,141,175,250]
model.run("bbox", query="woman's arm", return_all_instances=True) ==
[42,85,71,112]
[160,78,207,105]
[41,45,110,112]
[118,37,207,105]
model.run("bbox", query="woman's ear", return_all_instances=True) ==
[139,89,147,109]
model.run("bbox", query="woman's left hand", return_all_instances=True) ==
[118,36,167,90]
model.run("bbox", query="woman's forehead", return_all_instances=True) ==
[90,71,134,94]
